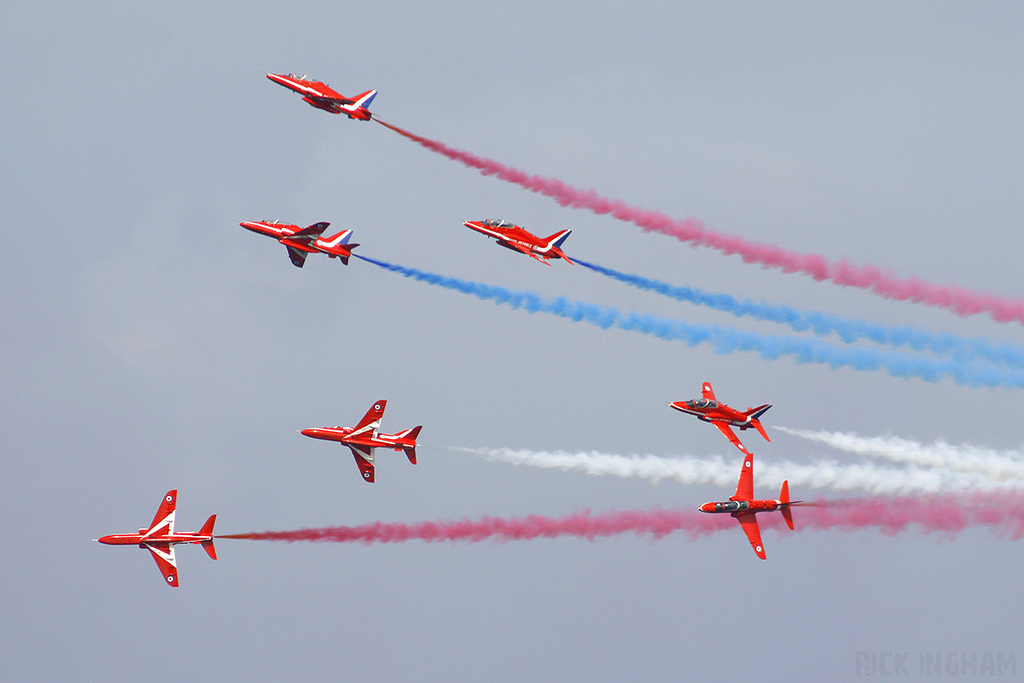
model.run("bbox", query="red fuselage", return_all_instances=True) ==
[697,499,784,515]
[300,427,413,451]
[465,221,546,251]
[97,530,213,546]
[670,399,752,428]
[240,220,317,253]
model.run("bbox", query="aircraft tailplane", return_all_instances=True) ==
[400,425,422,464]
[199,514,218,559]
[744,404,772,441]
[550,246,574,264]
[779,481,795,530]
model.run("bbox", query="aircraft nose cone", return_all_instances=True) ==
[96,535,115,544]
[301,428,334,440]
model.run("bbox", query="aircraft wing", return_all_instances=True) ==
[351,401,386,440]
[291,222,331,239]
[701,382,717,401]
[286,246,309,268]
[347,444,376,483]
[143,491,176,539]
[733,451,754,501]
[711,421,748,454]
[734,513,766,560]
[145,542,179,587]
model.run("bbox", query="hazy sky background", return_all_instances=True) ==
[3,2,1022,681]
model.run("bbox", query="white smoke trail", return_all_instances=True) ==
[453,447,1022,495]
[775,427,1024,481]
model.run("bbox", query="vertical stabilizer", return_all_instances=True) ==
[541,230,574,263]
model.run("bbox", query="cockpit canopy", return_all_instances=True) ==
[481,219,516,228]
[288,73,312,82]
[714,501,749,512]
[686,398,719,410]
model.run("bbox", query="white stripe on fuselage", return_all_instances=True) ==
[474,226,541,252]
[281,79,325,97]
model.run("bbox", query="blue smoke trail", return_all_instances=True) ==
[355,255,1024,389]
[575,258,1024,370]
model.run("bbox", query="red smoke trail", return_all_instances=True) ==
[219,493,1024,544]
[219,509,723,543]
[376,119,1024,325]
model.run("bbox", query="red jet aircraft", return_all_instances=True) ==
[240,220,359,268]
[266,73,376,119]
[95,490,216,587]
[669,382,771,454]
[463,219,574,265]
[301,400,422,482]
[698,451,800,559]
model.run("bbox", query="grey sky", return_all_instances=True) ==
[2,2,1022,681]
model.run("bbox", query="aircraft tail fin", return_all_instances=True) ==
[779,481,795,530]
[199,514,218,559]
[317,230,359,264]
[397,425,422,464]
[745,404,772,441]
[323,229,353,246]
[354,90,377,109]
[340,89,376,117]
[539,230,573,264]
